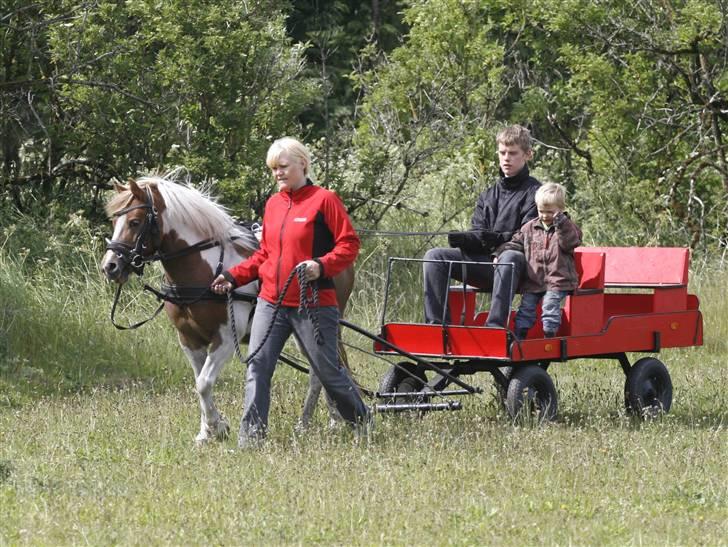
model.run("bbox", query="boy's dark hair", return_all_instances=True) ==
[496,125,532,153]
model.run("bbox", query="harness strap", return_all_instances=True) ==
[109,283,165,330]
[145,283,257,305]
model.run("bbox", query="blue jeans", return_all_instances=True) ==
[240,298,369,443]
[422,247,526,327]
[515,290,568,335]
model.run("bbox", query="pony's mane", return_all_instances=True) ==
[107,170,239,243]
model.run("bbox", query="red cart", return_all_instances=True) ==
[341,247,703,420]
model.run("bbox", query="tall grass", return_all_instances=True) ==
[0,222,726,544]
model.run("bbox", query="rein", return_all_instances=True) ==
[229,263,323,365]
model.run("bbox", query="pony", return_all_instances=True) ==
[100,171,354,444]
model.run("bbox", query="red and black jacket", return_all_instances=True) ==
[224,181,359,307]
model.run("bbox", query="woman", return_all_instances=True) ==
[211,137,370,447]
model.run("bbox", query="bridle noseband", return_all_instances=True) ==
[105,186,160,276]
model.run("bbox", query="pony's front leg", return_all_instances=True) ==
[181,344,231,444]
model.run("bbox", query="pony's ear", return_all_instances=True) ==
[111,178,127,193]
[128,177,146,201]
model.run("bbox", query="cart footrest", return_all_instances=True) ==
[374,401,462,413]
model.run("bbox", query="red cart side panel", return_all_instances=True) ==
[510,310,703,362]
[376,323,509,359]
[447,286,478,326]
[564,251,606,336]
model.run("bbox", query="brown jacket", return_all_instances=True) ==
[497,212,582,292]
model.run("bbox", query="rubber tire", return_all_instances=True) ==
[624,357,672,418]
[505,365,558,423]
[378,363,428,404]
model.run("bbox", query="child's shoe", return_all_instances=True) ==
[544,330,556,338]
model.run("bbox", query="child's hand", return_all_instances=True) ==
[553,211,567,227]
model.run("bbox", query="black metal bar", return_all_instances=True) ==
[278,353,309,374]
[380,257,395,329]
[339,318,482,394]
[377,388,473,399]
[617,353,631,377]
[374,401,463,413]
[653,331,661,352]
[559,338,568,361]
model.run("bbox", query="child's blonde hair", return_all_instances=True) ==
[535,182,567,210]
[496,125,533,153]
[266,137,313,178]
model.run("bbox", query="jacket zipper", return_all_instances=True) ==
[276,193,293,295]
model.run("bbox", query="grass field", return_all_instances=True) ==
[1,244,726,545]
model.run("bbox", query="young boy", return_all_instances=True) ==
[423,125,541,327]
[497,182,582,339]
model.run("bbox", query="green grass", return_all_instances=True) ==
[1,242,727,545]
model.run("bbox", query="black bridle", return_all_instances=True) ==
[105,186,161,276]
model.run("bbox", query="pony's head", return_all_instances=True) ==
[101,171,241,284]
[101,177,164,283]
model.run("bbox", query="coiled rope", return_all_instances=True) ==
[229,263,323,365]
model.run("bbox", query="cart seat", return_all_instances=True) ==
[563,247,692,336]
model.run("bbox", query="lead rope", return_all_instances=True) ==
[230,263,323,365]
[297,265,323,346]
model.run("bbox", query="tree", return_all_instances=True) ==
[346,0,728,253]
[1,0,318,220]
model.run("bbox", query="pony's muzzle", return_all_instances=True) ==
[101,253,126,283]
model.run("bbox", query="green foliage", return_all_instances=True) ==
[349,0,727,253]
[2,0,317,219]
[347,0,516,227]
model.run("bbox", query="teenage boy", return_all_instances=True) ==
[423,124,540,327]
[498,182,582,339]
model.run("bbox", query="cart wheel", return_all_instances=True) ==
[506,365,557,423]
[378,363,428,404]
[624,357,672,418]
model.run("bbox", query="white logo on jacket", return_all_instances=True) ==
[293,217,308,222]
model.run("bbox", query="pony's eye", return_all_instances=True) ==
[128,219,141,229]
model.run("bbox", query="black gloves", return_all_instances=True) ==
[553,211,567,228]
[448,230,503,254]
[448,231,483,253]
[479,230,500,246]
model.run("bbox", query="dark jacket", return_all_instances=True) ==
[498,212,582,292]
[458,166,541,257]
[224,181,360,307]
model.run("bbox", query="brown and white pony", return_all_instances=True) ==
[100,172,354,444]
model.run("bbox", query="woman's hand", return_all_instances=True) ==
[210,274,233,294]
[298,260,321,281]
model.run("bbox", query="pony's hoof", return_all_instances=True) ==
[194,432,212,447]
[195,417,230,445]
[213,417,231,440]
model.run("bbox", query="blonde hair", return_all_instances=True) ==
[535,182,567,210]
[496,125,533,153]
[266,137,313,178]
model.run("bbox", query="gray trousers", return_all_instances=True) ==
[240,298,369,441]
[422,248,526,327]
[516,290,568,334]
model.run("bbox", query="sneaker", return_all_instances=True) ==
[544,331,556,338]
